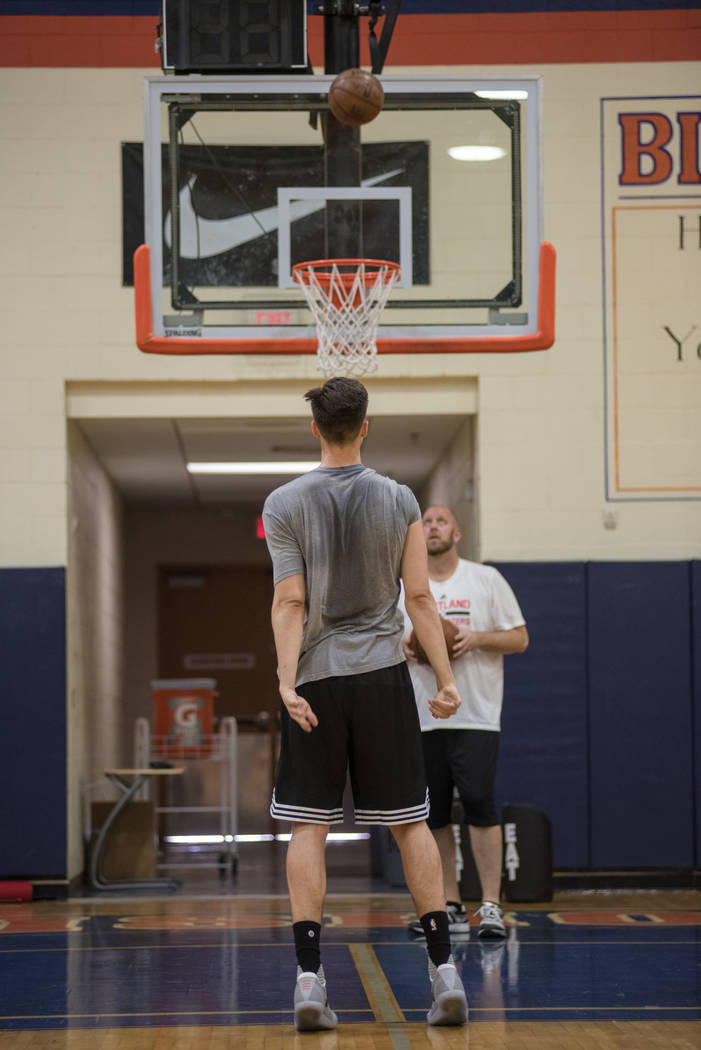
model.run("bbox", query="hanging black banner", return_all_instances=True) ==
[122,141,429,287]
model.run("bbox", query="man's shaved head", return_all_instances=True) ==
[422,505,458,528]
[421,505,462,557]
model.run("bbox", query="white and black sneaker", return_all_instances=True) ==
[293,966,338,1031]
[408,903,470,938]
[427,956,468,1026]
[476,900,506,939]
[446,902,471,935]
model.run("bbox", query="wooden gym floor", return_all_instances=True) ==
[0,877,699,1050]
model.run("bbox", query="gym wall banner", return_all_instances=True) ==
[601,95,701,502]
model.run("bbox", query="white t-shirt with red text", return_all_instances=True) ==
[399,559,525,732]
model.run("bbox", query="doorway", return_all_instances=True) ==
[158,563,279,838]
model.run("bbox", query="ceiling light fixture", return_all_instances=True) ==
[187,461,320,474]
[448,145,507,162]
[474,89,528,100]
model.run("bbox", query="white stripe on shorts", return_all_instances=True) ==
[354,788,430,826]
[270,790,344,825]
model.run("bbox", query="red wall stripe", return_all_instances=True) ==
[0,11,698,68]
[0,16,160,67]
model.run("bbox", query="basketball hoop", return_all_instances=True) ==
[292,258,400,377]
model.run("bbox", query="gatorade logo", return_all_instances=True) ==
[166,696,206,748]
[174,700,200,726]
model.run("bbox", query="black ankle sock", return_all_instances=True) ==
[420,910,451,967]
[293,920,321,973]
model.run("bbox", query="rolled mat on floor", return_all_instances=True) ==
[0,881,33,902]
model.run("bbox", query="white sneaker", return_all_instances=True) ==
[476,900,506,939]
[293,966,338,1031]
[480,941,506,974]
[408,905,470,938]
[446,902,471,935]
[427,957,468,1026]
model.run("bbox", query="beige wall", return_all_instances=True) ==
[66,422,125,878]
[1,62,699,573]
[419,416,476,559]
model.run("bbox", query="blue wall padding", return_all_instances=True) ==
[588,562,693,868]
[0,560,697,878]
[692,561,701,869]
[492,563,590,869]
[0,568,66,877]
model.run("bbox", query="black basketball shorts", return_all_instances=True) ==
[270,662,429,826]
[422,728,500,828]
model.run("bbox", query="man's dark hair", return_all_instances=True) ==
[304,378,369,444]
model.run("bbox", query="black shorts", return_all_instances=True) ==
[422,728,500,828]
[270,662,429,826]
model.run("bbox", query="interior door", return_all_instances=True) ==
[158,564,279,835]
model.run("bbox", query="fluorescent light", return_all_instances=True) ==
[274,832,370,843]
[187,461,319,475]
[166,835,232,844]
[165,835,274,844]
[165,832,371,845]
[475,89,528,100]
[448,146,507,162]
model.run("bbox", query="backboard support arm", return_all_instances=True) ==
[370,1,402,75]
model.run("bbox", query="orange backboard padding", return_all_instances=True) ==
[134,241,555,356]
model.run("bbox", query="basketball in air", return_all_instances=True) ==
[409,618,459,665]
[328,68,384,127]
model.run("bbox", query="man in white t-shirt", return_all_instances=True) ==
[399,505,529,940]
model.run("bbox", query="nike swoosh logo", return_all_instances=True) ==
[164,169,405,259]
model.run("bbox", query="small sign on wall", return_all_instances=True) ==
[601,95,701,501]
[184,653,256,671]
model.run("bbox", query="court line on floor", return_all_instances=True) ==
[349,942,415,1050]
[401,1006,701,1013]
[0,1009,374,1021]
[1,938,698,954]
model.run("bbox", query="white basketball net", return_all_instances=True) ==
[293,260,400,377]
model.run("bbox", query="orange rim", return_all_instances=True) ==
[292,258,400,287]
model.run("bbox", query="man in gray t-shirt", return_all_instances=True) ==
[262,378,467,1031]
[263,463,418,684]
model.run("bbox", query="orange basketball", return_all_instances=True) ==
[409,618,459,665]
[328,68,384,127]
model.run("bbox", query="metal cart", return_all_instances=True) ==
[134,715,238,878]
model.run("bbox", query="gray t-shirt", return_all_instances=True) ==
[263,464,420,686]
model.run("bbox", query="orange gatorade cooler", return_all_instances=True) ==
[151,679,217,757]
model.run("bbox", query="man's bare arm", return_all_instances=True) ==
[451,624,529,659]
[401,520,461,719]
[271,574,318,733]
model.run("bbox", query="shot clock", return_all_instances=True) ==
[160,1,307,74]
